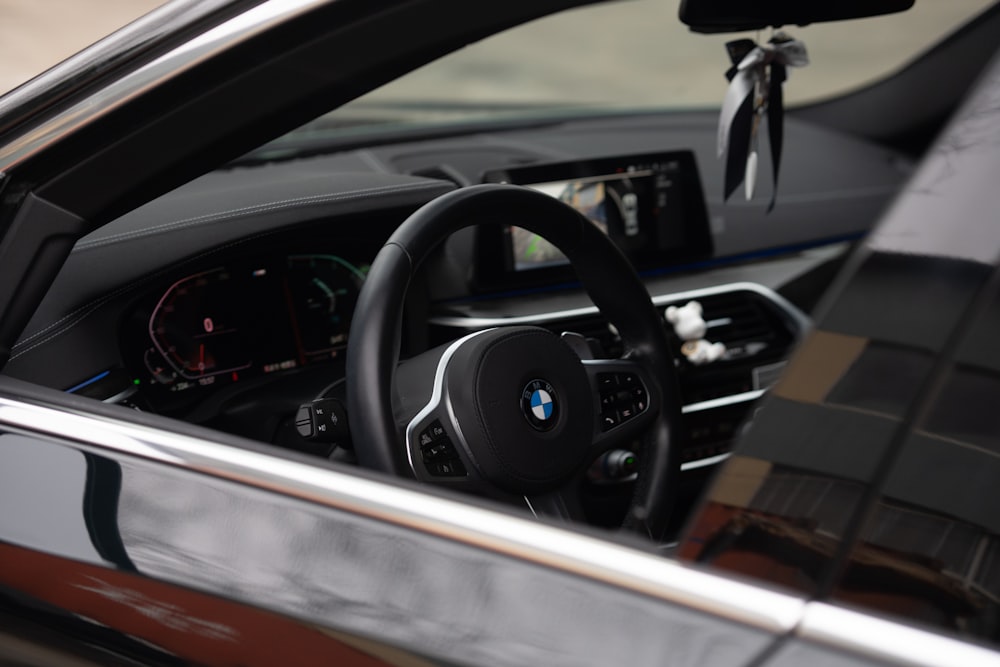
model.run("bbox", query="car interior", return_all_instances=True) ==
[3,0,1000,542]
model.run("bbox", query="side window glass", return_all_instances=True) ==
[831,284,1000,646]
[679,252,991,603]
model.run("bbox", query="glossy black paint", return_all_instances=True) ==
[0,424,771,666]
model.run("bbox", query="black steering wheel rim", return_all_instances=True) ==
[346,184,682,539]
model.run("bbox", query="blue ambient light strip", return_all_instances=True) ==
[65,370,110,394]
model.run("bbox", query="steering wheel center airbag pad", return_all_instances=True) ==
[447,326,593,493]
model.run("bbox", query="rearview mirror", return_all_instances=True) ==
[678,0,915,34]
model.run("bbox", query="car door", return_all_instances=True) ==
[0,373,804,666]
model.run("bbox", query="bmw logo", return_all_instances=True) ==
[521,379,558,431]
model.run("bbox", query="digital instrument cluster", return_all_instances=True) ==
[124,254,366,408]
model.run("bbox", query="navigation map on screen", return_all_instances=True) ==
[512,171,649,271]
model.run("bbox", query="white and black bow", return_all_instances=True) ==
[717,33,808,212]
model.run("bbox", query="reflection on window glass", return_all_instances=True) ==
[832,283,1000,646]
[837,494,999,640]
[680,455,867,596]
[826,343,932,418]
[924,366,1000,455]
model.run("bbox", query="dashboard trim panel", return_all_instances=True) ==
[681,390,766,414]
[680,452,731,472]
[430,281,810,333]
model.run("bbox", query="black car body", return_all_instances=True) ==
[1,0,999,665]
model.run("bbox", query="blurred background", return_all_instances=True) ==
[0,1,993,111]
[0,0,163,93]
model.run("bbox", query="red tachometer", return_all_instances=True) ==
[149,268,253,380]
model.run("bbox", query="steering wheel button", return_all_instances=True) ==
[601,411,620,431]
[421,441,453,463]
[598,373,617,390]
[430,459,467,477]
[294,405,314,438]
[619,405,635,420]
[309,398,350,442]
[420,420,447,445]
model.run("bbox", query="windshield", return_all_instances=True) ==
[4,1,990,139]
[292,0,993,135]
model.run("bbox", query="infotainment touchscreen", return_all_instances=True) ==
[477,151,711,289]
[513,171,648,271]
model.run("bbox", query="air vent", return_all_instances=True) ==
[698,292,777,347]
[545,314,623,357]
[660,289,800,403]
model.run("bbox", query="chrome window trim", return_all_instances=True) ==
[0,0,330,172]
[0,394,803,634]
[798,602,1000,667]
[429,281,811,334]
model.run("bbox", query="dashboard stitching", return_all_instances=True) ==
[9,229,291,361]
[74,182,449,251]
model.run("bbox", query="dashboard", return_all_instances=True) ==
[122,253,366,413]
[1,109,910,512]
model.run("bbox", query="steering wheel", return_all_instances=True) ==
[346,184,682,539]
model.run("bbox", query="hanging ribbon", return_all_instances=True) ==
[717,33,808,212]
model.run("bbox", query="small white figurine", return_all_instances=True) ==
[664,301,726,365]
